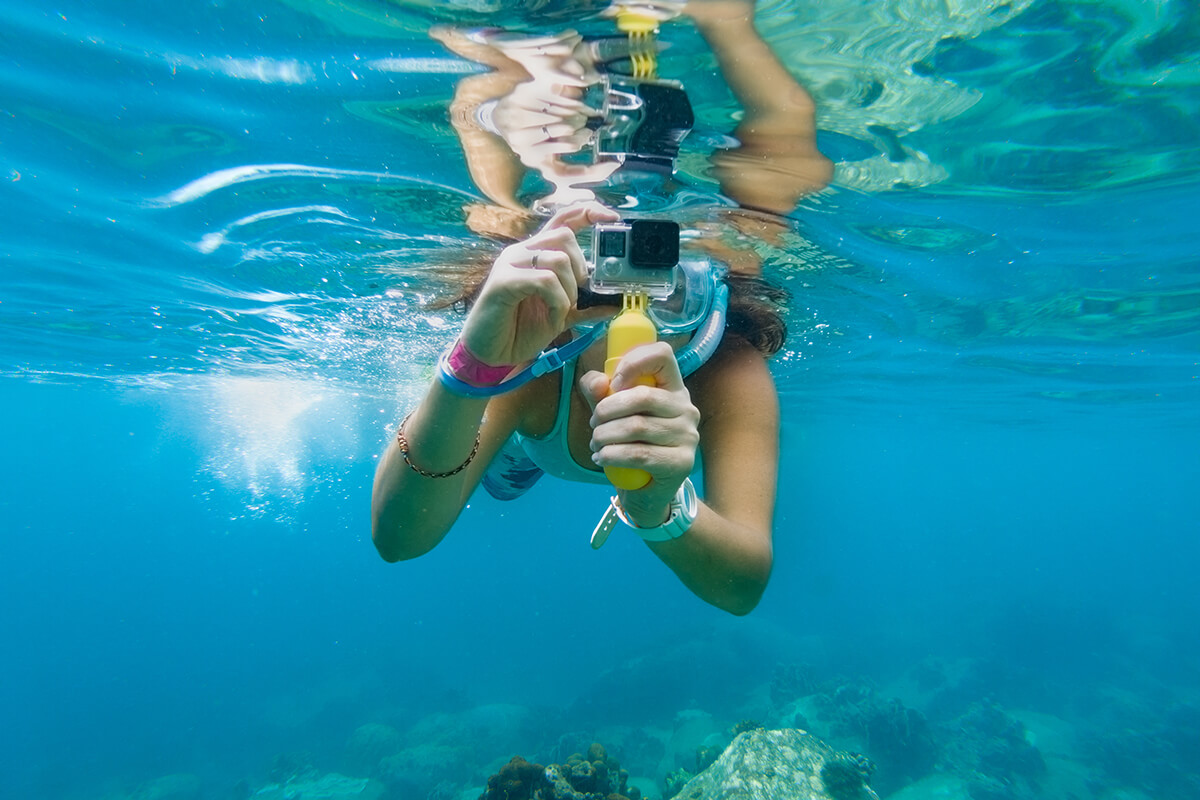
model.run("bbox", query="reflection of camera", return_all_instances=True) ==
[588,219,680,299]
[589,76,694,172]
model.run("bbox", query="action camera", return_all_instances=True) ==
[587,219,680,299]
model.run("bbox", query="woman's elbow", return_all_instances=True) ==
[720,578,769,616]
[371,525,405,563]
[371,513,438,563]
[717,552,773,616]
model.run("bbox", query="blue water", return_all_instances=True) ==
[3,2,1199,800]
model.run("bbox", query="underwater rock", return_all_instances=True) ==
[570,626,782,727]
[883,773,972,800]
[250,772,384,800]
[268,752,320,785]
[672,728,878,800]
[662,709,725,777]
[410,703,541,758]
[128,773,202,800]
[378,742,470,796]
[345,722,402,774]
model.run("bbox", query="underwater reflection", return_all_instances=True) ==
[432,1,833,273]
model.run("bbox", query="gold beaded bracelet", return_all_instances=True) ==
[395,412,480,479]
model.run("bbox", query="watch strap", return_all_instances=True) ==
[613,478,698,542]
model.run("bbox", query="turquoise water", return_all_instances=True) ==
[2,2,1199,799]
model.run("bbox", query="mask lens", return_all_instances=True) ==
[649,260,717,334]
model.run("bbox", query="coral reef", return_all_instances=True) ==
[819,753,877,800]
[729,720,764,737]
[810,681,937,794]
[770,662,820,707]
[663,768,693,799]
[478,743,637,800]
[1086,702,1200,800]
[938,702,1045,800]
[481,756,548,800]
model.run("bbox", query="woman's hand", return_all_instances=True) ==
[459,202,619,368]
[579,341,701,527]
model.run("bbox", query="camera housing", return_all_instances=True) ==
[589,76,694,173]
[588,219,680,299]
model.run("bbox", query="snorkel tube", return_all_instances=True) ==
[604,291,657,490]
[675,281,729,378]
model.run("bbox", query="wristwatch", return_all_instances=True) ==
[591,478,699,549]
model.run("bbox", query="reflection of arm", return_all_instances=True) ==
[653,336,778,615]
[431,28,532,217]
[687,2,833,212]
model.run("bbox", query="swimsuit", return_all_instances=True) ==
[482,358,609,501]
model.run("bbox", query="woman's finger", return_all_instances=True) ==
[591,385,699,431]
[521,244,579,305]
[608,341,685,393]
[590,440,696,479]
[540,201,620,235]
[590,413,697,451]
[526,225,591,290]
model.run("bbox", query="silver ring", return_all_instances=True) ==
[531,253,539,269]
[541,126,550,138]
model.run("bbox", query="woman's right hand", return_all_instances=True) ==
[459,202,620,368]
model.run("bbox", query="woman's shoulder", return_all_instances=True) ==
[688,333,778,417]
[693,332,771,379]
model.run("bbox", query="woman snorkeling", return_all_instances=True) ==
[371,0,829,615]
[371,201,782,615]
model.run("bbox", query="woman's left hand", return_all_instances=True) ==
[578,341,701,528]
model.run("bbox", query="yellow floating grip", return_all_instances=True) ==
[604,293,656,491]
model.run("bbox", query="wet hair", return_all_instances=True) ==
[423,239,791,358]
[724,272,790,357]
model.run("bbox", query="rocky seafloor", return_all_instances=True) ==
[95,634,1199,800]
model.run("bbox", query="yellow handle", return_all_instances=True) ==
[604,294,656,490]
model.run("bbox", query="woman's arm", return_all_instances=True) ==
[371,384,522,562]
[580,335,778,614]
[371,202,620,562]
[665,336,778,614]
